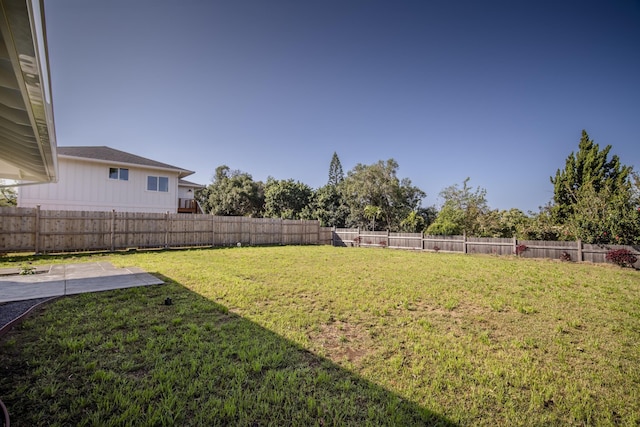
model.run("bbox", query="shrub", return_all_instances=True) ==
[559,251,572,262]
[605,249,638,268]
[433,245,440,253]
[19,264,36,275]
[515,244,528,256]
[379,240,387,248]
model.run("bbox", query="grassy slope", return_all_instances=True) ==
[1,246,639,426]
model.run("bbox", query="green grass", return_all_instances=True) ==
[1,246,639,426]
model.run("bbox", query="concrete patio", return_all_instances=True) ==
[0,262,164,303]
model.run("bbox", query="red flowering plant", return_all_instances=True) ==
[606,249,638,268]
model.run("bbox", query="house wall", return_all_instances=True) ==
[178,186,195,200]
[18,157,181,213]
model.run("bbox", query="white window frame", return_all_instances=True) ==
[147,175,169,192]
[109,167,129,181]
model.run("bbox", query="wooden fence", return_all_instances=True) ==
[0,207,332,253]
[332,228,640,267]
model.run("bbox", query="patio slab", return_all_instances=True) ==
[0,262,164,303]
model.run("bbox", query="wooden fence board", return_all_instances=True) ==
[331,228,640,268]
[0,207,327,253]
[1,206,637,268]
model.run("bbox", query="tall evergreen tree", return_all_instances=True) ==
[328,152,344,186]
[550,131,638,243]
[551,130,632,222]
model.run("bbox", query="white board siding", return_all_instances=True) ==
[18,157,181,213]
[177,186,195,200]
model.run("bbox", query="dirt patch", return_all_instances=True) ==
[309,320,373,364]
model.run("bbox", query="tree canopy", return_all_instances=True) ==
[549,130,638,244]
[340,159,425,231]
[263,178,313,220]
[328,152,344,187]
[426,178,488,236]
[0,181,17,207]
[202,165,264,216]
[551,130,632,221]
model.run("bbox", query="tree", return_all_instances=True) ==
[400,210,427,233]
[566,181,639,244]
[550,131,637,244]
[205,165,264,216]
[363,205,383,231]
[339,159,426,231]
[426,178,488,236]
[476,208,530,238]
[551,130,633,222]
[328,152,344,186]
[0,181,17,206]
[263,178,313,220]
[303,184,349,227]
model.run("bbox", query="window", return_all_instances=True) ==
[109,167,128,181]
[147,176,169,192]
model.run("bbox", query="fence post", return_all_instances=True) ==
[386,229,390,248]
[280,219,284,245]
[577,238,583,262]
[331,226,336,246]
[164,211,170,248]
[211,215,216,247]
[110,209,115,252]
[421,231,425,251]
[513,236,517,255]
[463,232,467,254]
[34,205,40,254]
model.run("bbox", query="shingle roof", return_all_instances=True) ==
[179,179,205,188]
[58,146,194,177]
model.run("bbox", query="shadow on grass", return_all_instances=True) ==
[0,273,457,426]
[0,246,228,265]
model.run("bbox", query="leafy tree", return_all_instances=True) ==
[263,178,313,220]
[477,208,530,238]
[363,205,383,231]
[205,165,264,216]
[0,182,17,206]
[549,131,638,244]
[340,159,425,231]
[520,204,568,241]
[426,178,488,236]
[303,184,349,227]
[551,130,633,222]
[328,152,344,186]
[400,210,427,233]
[303,153,350,227]
[565,181,640,244]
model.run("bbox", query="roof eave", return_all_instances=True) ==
[58,153,195,178]
[0,0,57,184]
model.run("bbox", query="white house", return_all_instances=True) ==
[18,146,204,213]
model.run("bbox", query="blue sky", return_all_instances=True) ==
[44,0,640,212]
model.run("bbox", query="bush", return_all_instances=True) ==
[559,251,572,262]
[605,249,638,268]
[515,244,528,256]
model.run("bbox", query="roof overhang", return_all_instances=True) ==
[58,154,195,179]
[0,0,57,185]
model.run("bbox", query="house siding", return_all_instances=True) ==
[18,157,181,213]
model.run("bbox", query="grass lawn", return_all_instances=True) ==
[1,246,639,426]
